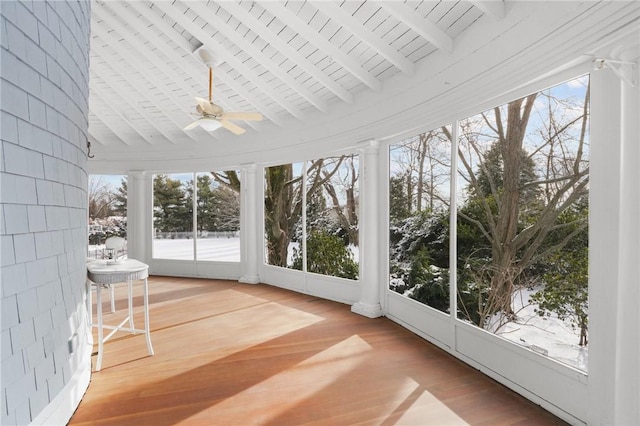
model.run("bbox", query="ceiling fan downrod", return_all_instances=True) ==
[208,67,213,103]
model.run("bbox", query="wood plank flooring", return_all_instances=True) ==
[70,276,567,425]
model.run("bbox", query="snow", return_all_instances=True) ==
[152,237,240,262]
[488,287,588,372]
[89,237,241,262]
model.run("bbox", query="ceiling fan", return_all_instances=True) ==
[184,53,263,135]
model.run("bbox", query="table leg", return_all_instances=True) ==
[143,277,154,356]
[128,279,135,332]
[87,280,92,327]
[96,284,104,372]
[110,284,116,313]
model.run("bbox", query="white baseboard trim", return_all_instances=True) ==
[351,301,383,318]
[239,274,260,284]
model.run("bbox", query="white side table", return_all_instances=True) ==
[87,259,154,371]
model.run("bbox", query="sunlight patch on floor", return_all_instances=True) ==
[390,386,470,425]
[184,335,372,424]
[104,296,326,389]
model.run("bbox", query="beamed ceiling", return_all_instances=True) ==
[87,1,640,172]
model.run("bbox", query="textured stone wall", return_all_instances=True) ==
[1,1,91,424]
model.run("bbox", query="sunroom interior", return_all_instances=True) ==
[1,1,638,425]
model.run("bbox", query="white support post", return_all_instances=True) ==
[352,140,383,318]
[588,64,640,425]
[613,67,640,426]
[127,171,148,262]
[239,164,260,284]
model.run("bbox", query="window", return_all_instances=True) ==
[264,162,303,269]
[456,76,590,370]
[389,128,452,312]
[195,171,241,262]
[152,173,194,260]
[265,155,360,280]
[387,76,590,371]
[152,171,241,261]
[301,155,359,279]
[88,174,127,258]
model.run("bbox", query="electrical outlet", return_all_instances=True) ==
[68,333,79,354]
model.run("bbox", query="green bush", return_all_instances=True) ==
[292,230,358,280]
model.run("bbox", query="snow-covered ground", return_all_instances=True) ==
[488,287,588,372]
[152,237,240,262]
[89,237,241,262]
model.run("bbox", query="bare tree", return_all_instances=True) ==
[454,80,590,320]
[88,176,117,220]
[321,155,359,245]
[389,129,451,217]
[264,158,345,267]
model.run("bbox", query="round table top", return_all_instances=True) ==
[87,258,149,284]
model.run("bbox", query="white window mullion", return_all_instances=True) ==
[449,122,459,321]
[302,162,307,273]
[192,172,197,261]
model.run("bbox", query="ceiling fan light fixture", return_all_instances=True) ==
[199,118,223,132]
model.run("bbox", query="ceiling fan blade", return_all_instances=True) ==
[183,120,201,131]
[222,111,263,122]
[195,97,215,116]
[219,119,246,135]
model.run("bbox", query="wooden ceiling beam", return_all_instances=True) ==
[188,1,328,113]
[104,2,258,136]
[155,0,304,120]
[261,2,381,91]
[312,1,415,76]
[90,62,181,146]
[124,1,265,131]
[89,92,146,146]
[88,126,116,147]
[469,0,506,20]
[91,10,215,142]
[374,1,454,53]
[220,1,353,104]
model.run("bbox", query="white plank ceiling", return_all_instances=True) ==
[88,0,494,150]
[87,1,639,173]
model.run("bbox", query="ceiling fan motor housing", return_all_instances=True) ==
[196,102,224,118]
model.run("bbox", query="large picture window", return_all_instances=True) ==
[388,76,590,371]
[389,128,452,312]
[264,162,304,269]
[265,155,360,280]
[153,173,194,260]
[195,171,241,262]
[456,76,590,371]
[152,171,241,261]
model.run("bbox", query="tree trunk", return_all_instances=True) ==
[416,133,427,211]
[489,95,536,315]
[324,180,359,246]
[264,159,344,267]
[406,172,412,213]
[579,316,588,346]
[264,164,297,267]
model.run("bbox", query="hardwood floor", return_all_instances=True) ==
[70,276,567,425]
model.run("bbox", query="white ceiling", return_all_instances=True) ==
[88,2,494,152]
[87,1,640,173]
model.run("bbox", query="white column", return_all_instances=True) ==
[239,164,260,284]
[127,171,148,262]
[613,67,640,426]
[352,140,383,318]
[588,64,640,425]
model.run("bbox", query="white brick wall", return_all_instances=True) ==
[1,1,91,424]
